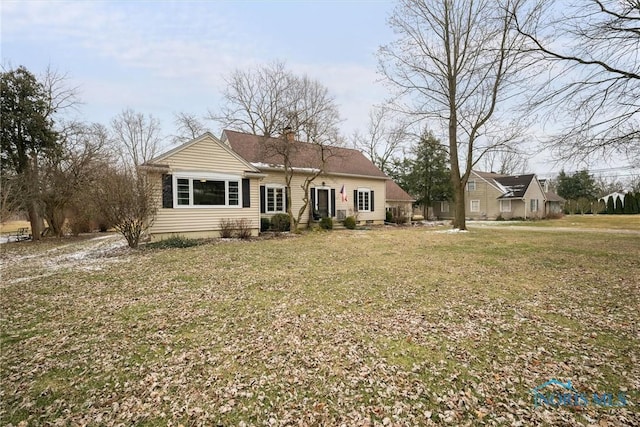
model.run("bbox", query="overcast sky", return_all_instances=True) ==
[1,0,636,180]
[2,1,393,138]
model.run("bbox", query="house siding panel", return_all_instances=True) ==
[258,170,386,225]
[164,137,251,173]
[146,134,261,239]
[149,173,261,239]
[522,179,546,219]
[465,177,503,219]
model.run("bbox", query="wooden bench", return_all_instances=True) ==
[15,227,31,241]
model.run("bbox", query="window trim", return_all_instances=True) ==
[265,184,287,214]
[467,180,476,191]
[357,187,371,212]
[470,199,480,212]
[173,172,242,208]
[499,199,511,213]
[530,198,539,212]
[441,201,449,213]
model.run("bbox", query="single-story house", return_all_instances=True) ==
[538,178,566,214]
[142,131,390,239]
[432,170,550,220]
[385,180,415,222]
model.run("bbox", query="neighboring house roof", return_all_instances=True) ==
[494,174,536,199]
[386,180,415,202]
[473,170,507,180]
[545,191,566,202]
[222,130,388,179]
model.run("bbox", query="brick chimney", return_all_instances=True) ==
[284,127,295,142]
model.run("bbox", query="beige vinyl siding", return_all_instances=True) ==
[163,137,252,173]
[522,179,546,219]
[146,135,262,239]
[465,176,504,219]
[259,170,386,225]
[149,173,261,239]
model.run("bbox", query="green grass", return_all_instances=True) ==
[1,227,638,425]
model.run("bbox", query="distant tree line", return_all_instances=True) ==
[555,169,640,215]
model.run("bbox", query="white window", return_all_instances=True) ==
[530,199,539,212]
[441,201,449,213]
[467,181,476,191]
[470,200,480,212]
[500,200,511,212]
[174,173,241,207]
[266,185,286,213]
[357,188,371,212]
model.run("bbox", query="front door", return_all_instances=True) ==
[317,189,329,218]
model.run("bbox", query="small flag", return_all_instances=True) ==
[340,184,347,202]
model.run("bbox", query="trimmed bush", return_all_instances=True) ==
[271,213,291,232]
[147,235,201,249]
[260,217,271,232]
[319,217,333,230]
[343,216,357,229]
[615,196,624,214]
[606,196,615,214]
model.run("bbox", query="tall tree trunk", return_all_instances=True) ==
[451,179,465,230]
[448,99,466,229]
[28,202,42,241]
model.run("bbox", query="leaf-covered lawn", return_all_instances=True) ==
[1,228,638,426]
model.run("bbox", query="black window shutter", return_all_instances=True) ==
[353,189,358,211]
[282,186,287,211]
[310,188,315,211]
[260,185,265,213]
[370,190,375,212]
[330,188,336,217]
[242,179,250,208]
[162,174,173,208]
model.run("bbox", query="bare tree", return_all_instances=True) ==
[480,147,530,175]
[379,0,540,229]
[40,122,111,236]
[172,112,208,145]
[212,61,342,145]
[262,130,336,232]
[213,62,343,232]
[514,0,640,162]
[0,173,23,223]
[96,165,157,248]
[107,109,163,246]
[111,108,163,168]
[351,105,409,175]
